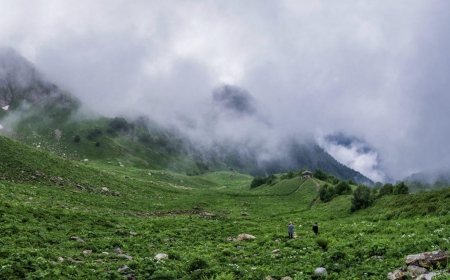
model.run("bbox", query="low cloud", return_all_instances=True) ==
[1,1,450,181]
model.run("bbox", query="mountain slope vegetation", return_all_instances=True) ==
[1,135,449,279]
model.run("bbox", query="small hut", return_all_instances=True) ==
[302,170,312,179]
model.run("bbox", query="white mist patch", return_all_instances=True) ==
[0,124,3,129]
[1,105,9,110]
[317,136,387,183]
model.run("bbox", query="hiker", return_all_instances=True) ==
[312,222,319,235]
[288,221,294,239]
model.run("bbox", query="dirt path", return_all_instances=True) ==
[310,179,321,209]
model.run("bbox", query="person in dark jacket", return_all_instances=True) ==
[288,222,294,239]
[312,222,319,235]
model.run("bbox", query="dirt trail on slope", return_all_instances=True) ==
[309,179,321,209]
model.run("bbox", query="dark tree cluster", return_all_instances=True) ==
[250,174,277,188]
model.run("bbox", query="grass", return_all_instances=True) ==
[1,134,450,279]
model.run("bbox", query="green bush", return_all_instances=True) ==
[351,185,374,212]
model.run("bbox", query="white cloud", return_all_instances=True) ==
[1,0,449,181]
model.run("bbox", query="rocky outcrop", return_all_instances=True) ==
[388,250,449,280]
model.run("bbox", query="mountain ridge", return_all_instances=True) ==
[0,48,373,184]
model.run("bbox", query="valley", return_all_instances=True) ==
[1,135,450,279]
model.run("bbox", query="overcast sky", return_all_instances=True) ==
[1,0,450,182]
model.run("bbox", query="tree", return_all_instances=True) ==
[250,177,265,189]
[351,185,373,212]
[313,169,327,181]
[286,171,294,179]
[394,181,409,195]
[74,135,81,143]
[378,183,394,197]
[335,181,352,195]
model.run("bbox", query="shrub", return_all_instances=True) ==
[87,128,102,140]
[74,135,81,143]
[188,257,209,272]
[316,237,330,251]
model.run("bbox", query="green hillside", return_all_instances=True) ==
[1,134,450,279]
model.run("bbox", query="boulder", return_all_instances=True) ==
[314,267,327,275]
[415,272,437,280]
[272,249,280,254]
[406,251,448,268]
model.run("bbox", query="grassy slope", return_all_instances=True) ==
[1,135,450,279]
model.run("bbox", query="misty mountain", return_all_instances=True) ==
[0,47,76,109]
[0,48,373,184]
[212,85,257,116]
[404,168,450,185]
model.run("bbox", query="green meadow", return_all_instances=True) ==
[1,135,450,279]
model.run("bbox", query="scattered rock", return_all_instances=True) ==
[57,257,64,262]
[113,191,120,196]
[199,212,215,219]
[407,265,428,278]
[125,274,137,280]
[70,236,85,243]
[227,237,238,242]
[118,254,133,261]
[149,244,157,249]
[241,212,249,216]
[281,277,293,280]
[266,277,275,280]
[129,232,137,236]
[387,268,406,280]
[114,248,124,254]
[154,253,168,260]
[101,187,109,192]
[68,257,84,264]
[237,234,256,241]
[118,264,130,272]
[314,267,327,275]
[123,175,129,179]
[83,250,92,255]
[272,249,280,254]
